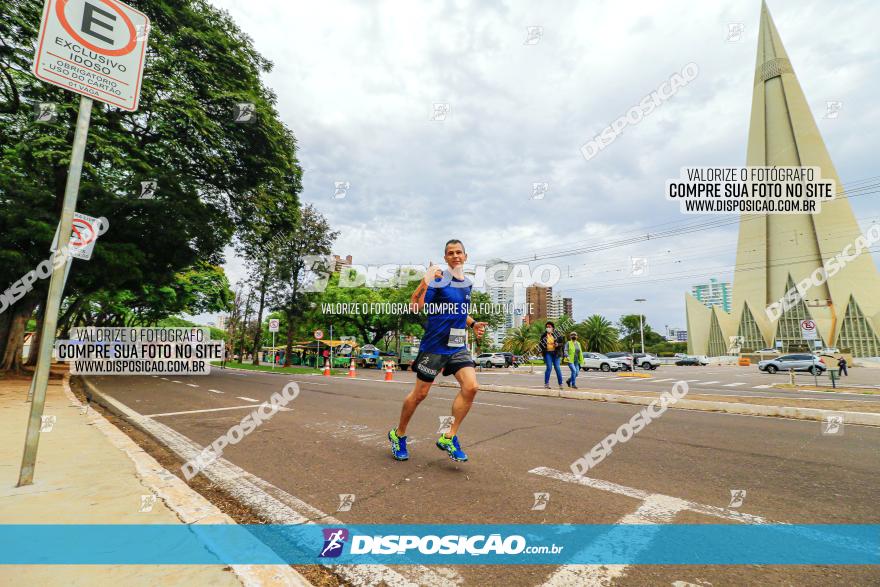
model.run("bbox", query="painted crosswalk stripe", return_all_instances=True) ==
[531,466,873,584]
[701,380,721,384]
[159,377,168,381]
[684,379,702,383]
[209,389,223,394]
[752,384,772,389]
[186,383,199,388]
[723,382,746,387]
[171,380,182,384]
[652,378,675,382]
[237,396,259,402]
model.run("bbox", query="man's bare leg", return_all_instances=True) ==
[396,378,434,437]
[446,366,478,438]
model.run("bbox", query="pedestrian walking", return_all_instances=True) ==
[837,356,848,376]
[564,332,583,389]
[539,321,565,390]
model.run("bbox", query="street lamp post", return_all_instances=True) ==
[635,299,646,354]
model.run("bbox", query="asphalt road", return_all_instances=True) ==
[88,367,880,586]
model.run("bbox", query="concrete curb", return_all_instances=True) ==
[437,380,880,426]
[71,376,311,586]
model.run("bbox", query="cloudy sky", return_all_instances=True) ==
[207,0,880,334]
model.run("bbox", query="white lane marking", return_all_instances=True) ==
[171,380,182,384]
[145,404,292,417]
[432,397,526,410]
[701,381,721,385]
[683,379,702,383]
[753,384,772,389]
[652,378,675,382]
[186,383,199,388]
[151,375,158,378]
[723,382,746,387]
[208,389,223,394]
[542,494,687,586]
[237,396,259,402]
[159,377,168,381]
[89,387,460,586]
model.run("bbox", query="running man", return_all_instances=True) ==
[388,239,487,462]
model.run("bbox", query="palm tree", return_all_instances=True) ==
[502,325,537,355]
[579,314,619,353]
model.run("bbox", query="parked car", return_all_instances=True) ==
[398,344,419,370]
[633,353,660,370]
[475,353,506,368]
[758,354,826,375]
[756,348,780,355]
[606,352,634,371]
[675,355,709,366]
[581,352,619,372]
[500,352,517,367]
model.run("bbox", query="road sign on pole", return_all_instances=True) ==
[800,319,817,340]
[20,0,149,487]
[268,319,280,333]
[50,211,108,260]
[32,0,151,111]
[314,330,324,340]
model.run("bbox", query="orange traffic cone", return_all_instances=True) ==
[348,360,357,378]
[323,360,331,377]
[384,361,394,382]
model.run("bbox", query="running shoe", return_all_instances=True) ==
[388,428,408,461]
[436,434,468,462]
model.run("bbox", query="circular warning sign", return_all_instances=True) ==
[56,0,138,56]
[314,330,324,339]
[70,218,97,247]
[800,319,816,331]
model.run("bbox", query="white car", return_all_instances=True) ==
[475,353,506,368]
[756,348,780,355]
[633,353,660,370]
[581,352,620,372]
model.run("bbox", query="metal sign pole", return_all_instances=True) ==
[18,95,93,487]
[26,254,73,402]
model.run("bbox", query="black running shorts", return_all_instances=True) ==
[413,348,475,382]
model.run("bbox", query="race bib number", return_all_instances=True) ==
[447,328,467,347]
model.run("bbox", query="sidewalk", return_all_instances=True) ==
[0,368,307,586]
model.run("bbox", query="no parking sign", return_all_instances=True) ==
[50,211,109,260]
[800,319,817,340]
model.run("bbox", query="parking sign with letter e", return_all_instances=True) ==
[32,0,151,111]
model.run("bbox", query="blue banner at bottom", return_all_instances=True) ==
[0,524,877,565]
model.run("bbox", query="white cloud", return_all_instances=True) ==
[210,0,880,331]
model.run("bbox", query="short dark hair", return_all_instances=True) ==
[545,321,555,328]
[445,239,465,253]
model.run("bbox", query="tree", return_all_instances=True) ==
[272,205,338,366]
[617,314,664,352]
[0,0,302,371]
[575,315,619,353]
